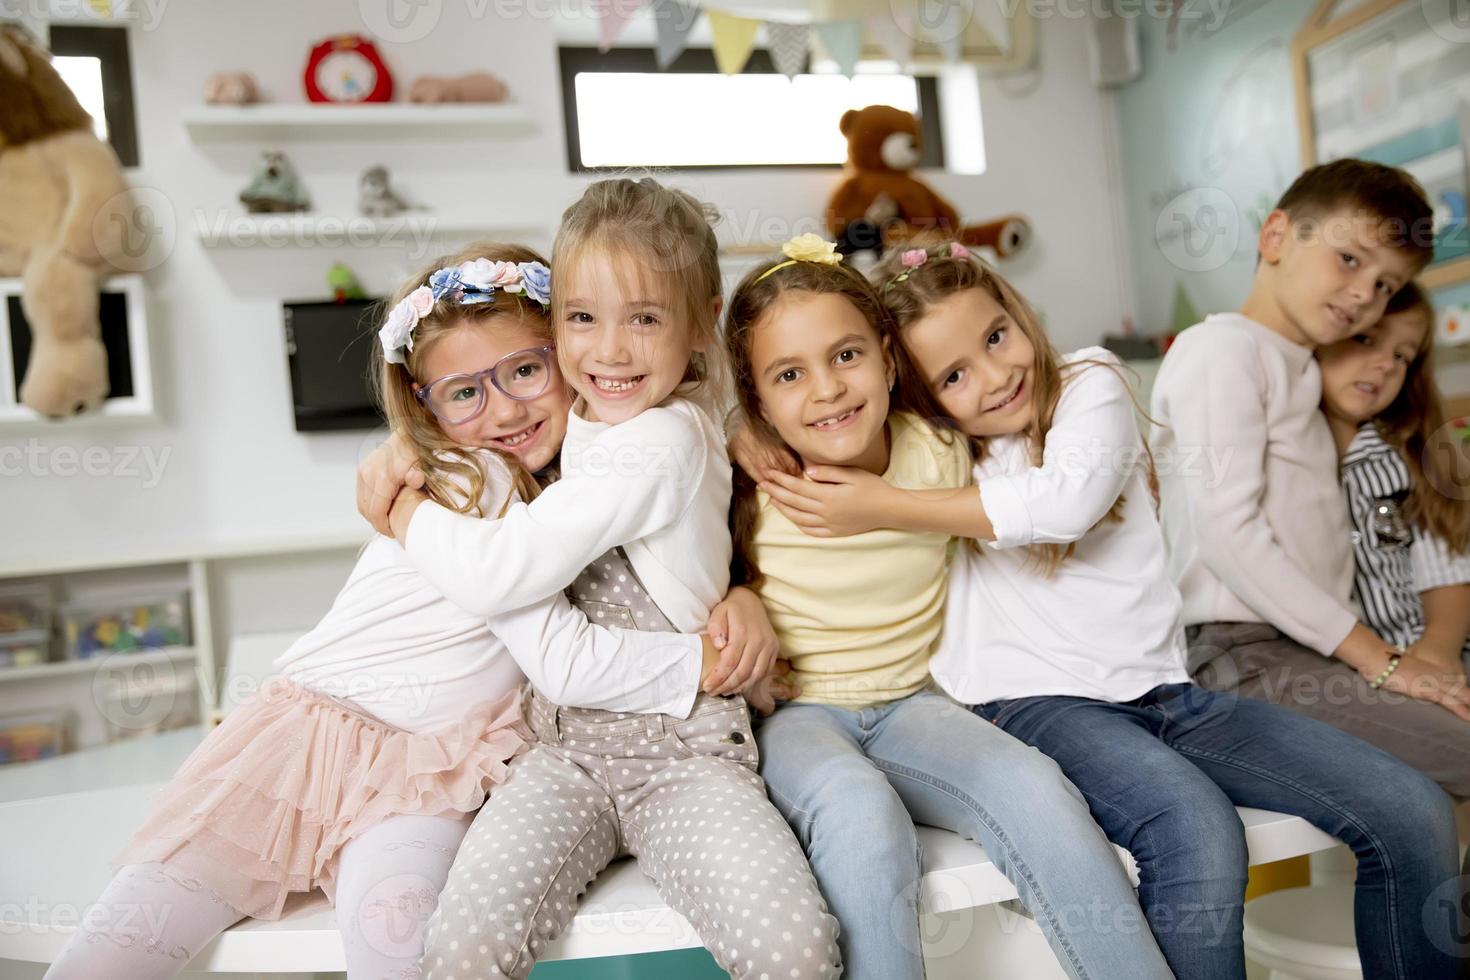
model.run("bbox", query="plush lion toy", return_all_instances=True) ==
[0,26,131,417]
[827,104,1031,260]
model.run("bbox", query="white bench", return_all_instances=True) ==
[0,778,1343,974]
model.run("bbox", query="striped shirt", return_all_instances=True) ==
[1340,424,1470,653]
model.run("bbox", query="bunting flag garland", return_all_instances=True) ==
[598,0,647,52]
[651,0,700,68]
[707,9,761,75]
[865,11,914,68]
[766,22,809,79]
[913,0,968,62]
[588,2,1008,75]
[813,19,863,78]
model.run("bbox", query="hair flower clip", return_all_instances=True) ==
[379,259,552,364]
[754,234,844,284]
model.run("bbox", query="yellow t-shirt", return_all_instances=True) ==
[752,412,972,708]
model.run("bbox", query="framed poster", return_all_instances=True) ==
[1293,0,1470,290]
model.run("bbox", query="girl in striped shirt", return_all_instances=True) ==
[1318,282,1470,698]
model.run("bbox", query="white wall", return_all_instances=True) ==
[0,2,1128,574]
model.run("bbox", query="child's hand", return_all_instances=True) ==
[1407,637,1469,687]
[358,431,426,537]
[744,660,800,717]
[759,466,892,537]
[388,484,431,545]
[729,415,799,482]
[703,586,780,696]
[1377,654,1470,722]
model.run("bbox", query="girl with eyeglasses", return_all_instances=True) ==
[44,242,752,980]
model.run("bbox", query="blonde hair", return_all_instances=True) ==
[551,177,729,417]
[371,242,553,517]
[1371,283,1470,555]
[875,242,1157,577]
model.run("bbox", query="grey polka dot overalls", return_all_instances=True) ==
[422,547,842,980]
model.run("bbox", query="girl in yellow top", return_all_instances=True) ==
[723,236,1170,980]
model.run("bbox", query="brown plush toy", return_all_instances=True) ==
[408,72,509,104]
[0,26,131,418]
[826,104,1031,260]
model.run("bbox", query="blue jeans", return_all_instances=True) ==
[756,689,1172,980]
[978,683,1466,980]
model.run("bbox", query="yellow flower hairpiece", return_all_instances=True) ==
[754,233,843,283]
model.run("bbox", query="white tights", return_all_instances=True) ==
[43,813,473,980]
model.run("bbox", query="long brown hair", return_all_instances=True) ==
[723,256,950,587]
[875,242,1156,576]
[1373,283,1470,554]
[370,242,552,517]
[551,176,729,417]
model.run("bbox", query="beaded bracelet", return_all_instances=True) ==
[1368,651,1404,690]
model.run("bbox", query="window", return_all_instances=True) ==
[48,25,138,167]
[559,47,944,172]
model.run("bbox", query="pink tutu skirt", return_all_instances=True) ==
[116,676,530,919]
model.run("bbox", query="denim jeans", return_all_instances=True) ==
[756,689,1172,980]
[978,682,1466,980]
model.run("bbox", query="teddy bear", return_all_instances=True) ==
[826,104,1031,260]
[408,72,509,104]
[0,26,132,418]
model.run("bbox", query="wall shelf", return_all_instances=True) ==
[183,103,535,142]
[194,212,546,249]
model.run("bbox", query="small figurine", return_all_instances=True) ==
[326,262,365,303]
[204,71,260,105]
[239,151,310,213]
[408,71,508,103]
[358,165,414,218]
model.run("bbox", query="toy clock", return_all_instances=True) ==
[304,34,393,103]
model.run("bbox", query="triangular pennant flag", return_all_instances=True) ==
[913,0,969,62]
[766,22,809,79]
[973,0,1011,55]
[814,19,863,78]
[866,12,913,67]
[707,9,761,75]
[651,0,699,69]
[597,0,647,52]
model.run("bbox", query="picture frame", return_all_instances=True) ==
[0,274,154,423]
[1292,0,1470,290]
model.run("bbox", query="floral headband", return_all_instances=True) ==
[883,242,971,292]
[753,233,844,283]
[379,258,552,365]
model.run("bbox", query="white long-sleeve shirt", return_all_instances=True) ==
[931,348,1190,705]
[404,397,733,634]
[275,452,703,730]
[1150,314,1357,655]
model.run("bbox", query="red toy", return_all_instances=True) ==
[304,35,393,104]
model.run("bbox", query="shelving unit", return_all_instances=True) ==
[0,646,194,684]
[182,102,536,142]
[194,212,548,249]
[0,533,369,761]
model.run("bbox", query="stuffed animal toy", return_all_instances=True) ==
[204,71,260,105]
[358,165,413,218]
[326,262,365,303]
[239,151,310,213]
[827,104,1032,260]
[0,26,132,417]
[408,72,509,103]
